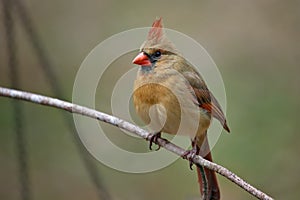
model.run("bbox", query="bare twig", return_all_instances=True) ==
[0,86,274,200]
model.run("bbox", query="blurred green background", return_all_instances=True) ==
[1,0,300,200]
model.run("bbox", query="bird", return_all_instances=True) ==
[132,17,230,200]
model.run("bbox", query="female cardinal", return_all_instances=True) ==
[132,18,230,200]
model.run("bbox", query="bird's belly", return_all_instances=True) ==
[133,82,210,138]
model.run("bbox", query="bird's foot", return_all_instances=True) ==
[182,143,200,170]
[147,132,161,151]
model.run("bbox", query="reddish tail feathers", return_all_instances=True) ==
[196,138,220,200]
[196,151,220,200]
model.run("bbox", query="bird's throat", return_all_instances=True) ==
[140,65,155,74]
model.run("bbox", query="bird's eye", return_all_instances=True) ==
[154,50,161,58]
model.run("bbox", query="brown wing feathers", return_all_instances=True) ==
[193,88,230,133]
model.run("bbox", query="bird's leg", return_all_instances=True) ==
[147,132,161,151]
[182,138,200,170]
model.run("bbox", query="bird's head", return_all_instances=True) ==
[132,18,178,70]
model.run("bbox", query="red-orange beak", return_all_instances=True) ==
[132,52,152,66]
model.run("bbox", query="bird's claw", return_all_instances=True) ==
[147,132,161,151]
[182,148,198,170]
[182,142,199,170]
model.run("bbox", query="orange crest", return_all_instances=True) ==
[147,17,164,42]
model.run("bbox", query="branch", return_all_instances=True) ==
[0,86,274,200]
